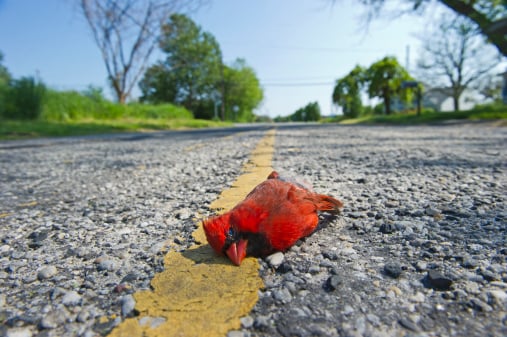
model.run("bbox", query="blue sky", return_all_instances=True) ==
[0,0,438,117]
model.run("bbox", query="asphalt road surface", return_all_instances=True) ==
[0,122,505,337]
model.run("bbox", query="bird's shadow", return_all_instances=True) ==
[180,244,235,266]
[317,212,340,231]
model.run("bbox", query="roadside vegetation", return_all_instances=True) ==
[0,76,228,140]
[323,103,507,125]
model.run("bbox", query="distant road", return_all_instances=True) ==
[0,122,334,150]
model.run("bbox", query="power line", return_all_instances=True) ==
[221,41,385,54]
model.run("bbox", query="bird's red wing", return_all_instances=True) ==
[230,179,287,233]
[229,199,269,234]
[260,184,320,251]
[262,210,319,251]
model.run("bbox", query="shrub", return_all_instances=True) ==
[471,102,507,113]
[2,76,46,119]
[42,89,103,121]
[124,103,193,120]
[41,89,193,121]
[0,82,8,117]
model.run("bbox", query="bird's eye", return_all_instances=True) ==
[227,228,235,238]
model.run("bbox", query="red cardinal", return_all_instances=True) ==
[203,171,343,265]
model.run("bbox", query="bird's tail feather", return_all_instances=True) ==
[315,194,343,213]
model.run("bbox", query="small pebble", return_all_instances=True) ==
[62,290,82,306]
[121,295,136,317]
[227,331,244,337]
[240,316,254,329]
[384,262,402,278]
[95,257,118,272]
[273,287,292,303]
[308,265,321,274]
[379,223,396,234]
[415,261,428,271]
[399,317,420,332]
[265,252,284,268]
[5,327,32,337]
[40,312,61,329]
[425,207,440,217]
[37,266,58,280]
[325,275,342,291]
[461,258,478,269]
[425,270,453,290]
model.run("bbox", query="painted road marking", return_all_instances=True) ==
[109,129,276,337]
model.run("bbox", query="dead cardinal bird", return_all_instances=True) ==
[203,171,343,265]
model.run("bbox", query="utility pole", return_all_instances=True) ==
[220,51,226,121]
[405,45,410,72]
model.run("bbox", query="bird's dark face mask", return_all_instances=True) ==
[223,227,248,266]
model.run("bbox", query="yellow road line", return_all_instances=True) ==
[109,129,276,337]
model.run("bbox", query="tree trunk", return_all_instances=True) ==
[118,93,127,104]
[220,62,226,121]
[113,88,127,104]
[111,77,127,104]
[452,95,460,112]
[416,87,422,116]
[383,87,391,115]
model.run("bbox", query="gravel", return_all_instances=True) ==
[1,123,506,337]
[0,129,262,337]
[246,123,506,337]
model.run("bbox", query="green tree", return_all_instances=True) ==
[139,14,222,118]
[223,59,264,122]
[82,84,106,102]
[0,52,9,85]
[365,56,415,115]
[334,0,507,56]
[291,101,321,121]
[332,65,365,118]
[0,51,11,116]
[304,101,321,121]
[139,62,177,103]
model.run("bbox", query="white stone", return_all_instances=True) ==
[265,252,284,268]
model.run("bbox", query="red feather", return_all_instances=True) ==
[203,171,343,265]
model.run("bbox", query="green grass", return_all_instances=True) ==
[334,109,507,125]
[41,90,193,121]
[0,89,231,140]
[0,118,230,140]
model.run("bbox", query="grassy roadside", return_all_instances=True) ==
[2,107,506,141]
[329,110,507,125]
[0,88,233,141]
[0,118,231,141]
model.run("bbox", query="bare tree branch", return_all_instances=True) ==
[440,0,507,56]
[331,0,507,57]
[417,13,501,111]
[78,0,206,103]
